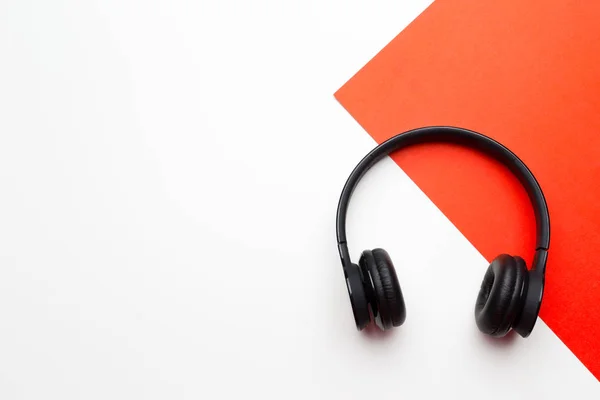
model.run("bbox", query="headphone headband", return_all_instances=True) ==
[336,126,550,271]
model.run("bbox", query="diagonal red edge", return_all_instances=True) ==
[336,0,600,380]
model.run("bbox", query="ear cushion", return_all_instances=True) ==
[359,250,388,329]
[474,254,528,337]
[372,248,406,329]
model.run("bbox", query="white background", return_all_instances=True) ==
[0,1,598,398]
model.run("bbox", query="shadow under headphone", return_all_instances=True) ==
[336,126,550,338]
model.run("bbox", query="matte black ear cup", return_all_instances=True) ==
[345,263,371,330]
[474,254,528,337]
[359,249,406,330]
[358,250,382,327]
[373,248,406,329]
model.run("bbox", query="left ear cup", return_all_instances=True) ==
[359,249,406,330]
[345,262,371,330]
[373,249,406,329]
[474,254,528,337]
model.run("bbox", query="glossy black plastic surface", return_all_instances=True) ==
[345,263,370,330]
[513,269,545,338]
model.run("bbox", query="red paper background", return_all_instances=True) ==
[336,0,600,380]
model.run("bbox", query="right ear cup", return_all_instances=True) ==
[474,254,528,337]
[359,248,406,330]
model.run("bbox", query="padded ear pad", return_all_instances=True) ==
[475,254,528,337]
[370,249,406,330]
[359,250,387,329]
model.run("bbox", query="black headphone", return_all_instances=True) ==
[336,126,550,338]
